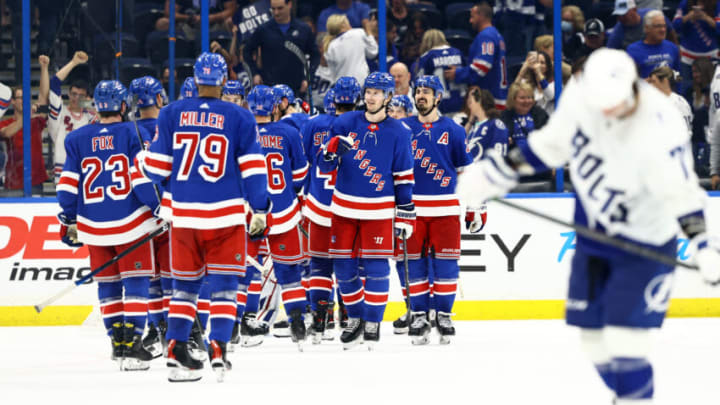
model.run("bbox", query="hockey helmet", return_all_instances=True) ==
[363,71,395,96]
[223,80,245,96]
[389,95,413,112]
[272,84,295,104]
[193,52,228,86]
[323,88,336,115]
[94,80,128,112]
[129,76,168,107]
[333,76,362,105]
[247,85,276,116]
[414,75,444,98]
[180,77,198,99]
[580,48,637,111]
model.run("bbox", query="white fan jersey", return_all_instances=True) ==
[527,78,706,245]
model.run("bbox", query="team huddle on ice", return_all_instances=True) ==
[55,50,484,383]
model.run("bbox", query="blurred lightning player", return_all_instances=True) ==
[399,75,474,345]
[317,71,415,350]
[222,80,245,107]
[139,53,271,382]
[247,85,310,350]
[128,75,169,357]
[302,77,362,344]
[57,80,158,371]
[388,95,413,120]
[458,49,720,404]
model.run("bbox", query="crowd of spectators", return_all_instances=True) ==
[3,0,720,195]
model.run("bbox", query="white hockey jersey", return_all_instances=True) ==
[48,76,98,181]
[527,78,706,246]
[669,92,692,140]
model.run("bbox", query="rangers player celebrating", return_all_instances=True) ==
[399,75,474,345]
[458,49,720,404]
[317,71,415,350]
[140,53,271,382]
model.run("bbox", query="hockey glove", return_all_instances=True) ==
[457,149,518,210]
[691,233,720,285]
[323,135,354,161]
[248,212,271,241]
[57,213,83,247]
[465,204,487,233]
[394,203,416,239]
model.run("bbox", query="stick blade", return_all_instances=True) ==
[34,304,44,313]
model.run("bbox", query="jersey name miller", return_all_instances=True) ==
[179,111,225,129]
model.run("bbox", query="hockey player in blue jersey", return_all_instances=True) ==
[303,77,362,344]
[247,85,310,349]
[179,77,198,99]
[323,88,336,116]
[139,52,271,382]
[416,29,467,114]
[398,75,474,345]
[128,75,170,358]
[465,87,509,160]
[57,80,159,371]
[222,80,245,106]
[273,84,309,131]
[317,71,415,349]
[459,49,720,404]
[444,2,508,110]
[388,95,413,120]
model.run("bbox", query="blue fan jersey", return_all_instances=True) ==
[416,46,467,114]
[626,39,680,78]
[57,122,159,245]
[402,116,472,217]
[257,120,308,234]
[144,97,270,229]
[467,118,509,160]
[317,111,414,220]
[301,113,337,226]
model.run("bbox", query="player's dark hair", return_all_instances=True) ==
[335,103,355,113]
[98,111,122,119]
[475,2,493,20]
[70,80,89,94]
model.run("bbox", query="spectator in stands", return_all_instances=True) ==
[607,0,677,50]
[494,0,552,61]
[514,50,555,115]
[500,81,548,149]
[533,35,554,61]
[568,18,606,63]
[317,0,370,33]
[464,87,507,159]
[0,85,48,192]
[416,29,466,114]
[244,0,318,97]
[672,0,720,95]
[561,5,586,60]
[687,58,714,149]
[312,35,335,110]
[367,18,400,72]
[444,2,508,110]
[400,11,428,67]
[390,62,414,103]
[161,67,179,98]
[156,0,238,40]
[626,10,680,78]
[647,65,693,140]
[388,0,411,45]
[324,14,378,85]
[638,0,663,11]
[38,51,98,183]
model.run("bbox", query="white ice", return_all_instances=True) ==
[1,318,719,405]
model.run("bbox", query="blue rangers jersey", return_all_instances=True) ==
[257,120,308,234]
[143,97,270,229]
[317,111,414,220]
[281,112,309,132]
[417,46,467,114]
[454,26,508,110]
[301,113,337,226]
[672,0,720,64]
[136,118,157,145]
[57,122,159,246]
[402,116,472,217]
[467,118,509,160]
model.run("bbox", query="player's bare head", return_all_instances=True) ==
[580,48,638,118]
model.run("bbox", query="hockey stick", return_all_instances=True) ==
[492,198,698,270]
[34,222,170,313]
[401,231,412,323]
[297,222,309,238]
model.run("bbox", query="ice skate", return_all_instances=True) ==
[363,321,380,351]
[310,301,329,345]
[338,301,349,328]
[323,302,336,341]
[122,334,153,371]
[228,321,240,352]
[436,311,455,345]
[142,323,163,359]
[393,312,409,334]
[208,340,232,382]
[158,320,168,357]
[340,318,364,350]
[429,309,437,328]
[110,322,124,363]
[289,309,307,352]
[241,312,266,347]
[408,312,431,345]
[188,323,208,361]
[272,318,291,338]
[167,339,204,382]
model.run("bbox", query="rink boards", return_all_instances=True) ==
[2,195,720,326]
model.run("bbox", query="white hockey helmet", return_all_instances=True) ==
[580,48,637,111]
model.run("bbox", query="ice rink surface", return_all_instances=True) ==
[1,318,719,405]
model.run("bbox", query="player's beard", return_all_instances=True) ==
[417,99,436,117]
